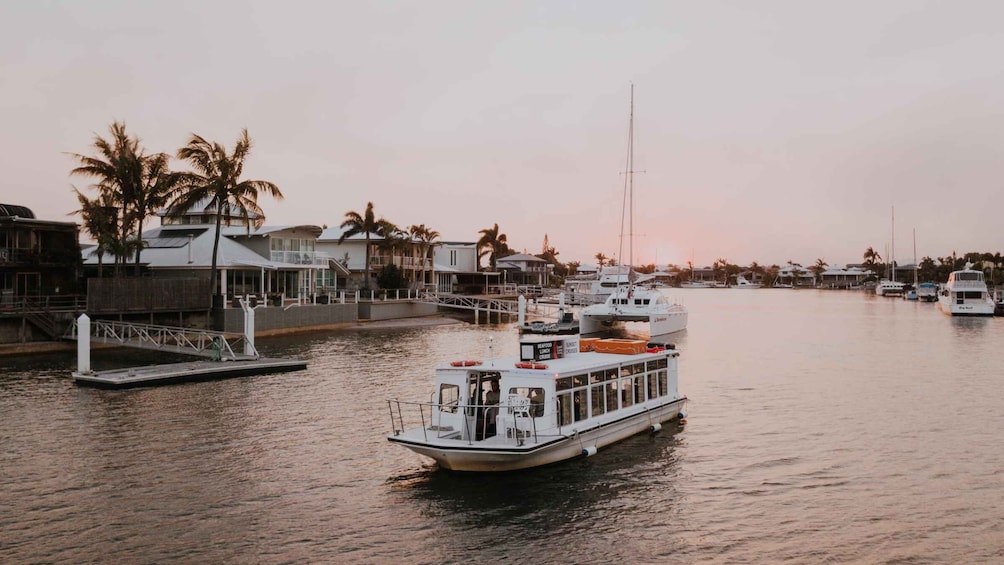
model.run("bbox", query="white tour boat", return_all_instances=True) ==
[937,263,995,316]
[578,85,689,338]
[386,302,687,472]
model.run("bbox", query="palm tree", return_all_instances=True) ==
[338,202,383,289]
[168,128,283,302]
[68,121,145,277]
[595,252,608,269]
[71,188,119,278]
[477,223,509,270]
[809,258,829,286]
[131,153,183,275]
[409,224,440,287]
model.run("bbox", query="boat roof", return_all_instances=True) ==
[439,348,675,378]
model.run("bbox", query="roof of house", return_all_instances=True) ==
[82,226,313,269]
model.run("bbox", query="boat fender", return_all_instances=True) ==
[450,360,482,367]
[678,410,688,425]
[650,423,662,433]
[581,446,597,457]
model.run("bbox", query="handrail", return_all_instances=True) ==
[386,398,544,445]
[71,319,258,360]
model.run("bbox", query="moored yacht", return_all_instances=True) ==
[938,263,995,316]
[579,285,688,337]
[386,308,687,472]
[916,282,938,302]
[875,280,906,296]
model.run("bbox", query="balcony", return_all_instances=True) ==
[269,250,331,266]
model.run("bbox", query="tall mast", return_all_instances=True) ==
[891,206,896,283]
[628,83,634,278]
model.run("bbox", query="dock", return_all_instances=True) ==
[72,357,307,389]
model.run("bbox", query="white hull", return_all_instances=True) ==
[875,280,905,296]
[580,304,688,336]
[937,296,995,316]
[389,397,685,472]
[938,265,995,316]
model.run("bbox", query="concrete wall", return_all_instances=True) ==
[358,300,438,321]
[221,302,358,334]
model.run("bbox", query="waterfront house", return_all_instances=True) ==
[775,263,817,287]
[315,227,434,291]
[496,253,550,292]
[81,200,326,308]
[818,266,875,288]
[1,203,81,306]
[1,203,82,342]
[430,241,498,294]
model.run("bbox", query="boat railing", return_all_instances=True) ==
[387,398,541,445]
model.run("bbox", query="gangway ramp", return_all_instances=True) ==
[71,319,258,361]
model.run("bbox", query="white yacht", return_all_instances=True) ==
[734,275,761,288]
[564,266,654,304]
[938,263,995,316]
[580,285,688,337]
[875,280,906,296]
[386,310,687,472]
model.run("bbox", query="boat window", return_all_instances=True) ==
[633,375,646,403]
[606,381,619,412]
[590,371,604,384]
[628,363,645,376]
[556,376,573,391]
[573,390,587,421]
[647,357,668,371]
[648,371,659,399]
[606,368,619,381]
[439,383,460,414]
[557,392,572,425]
[621,364,635,377]
[621,379,633,408]
[658,370,669,397]
[572,374,588,388]
[508,386,545,417]
[591,382,606,417]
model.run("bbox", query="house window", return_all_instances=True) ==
[450,250,457,266]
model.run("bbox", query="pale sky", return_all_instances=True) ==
[3,1,1003,267]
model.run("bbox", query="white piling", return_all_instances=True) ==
[518,295,526,327]
[77,313,91,374]
[241,297,256,357]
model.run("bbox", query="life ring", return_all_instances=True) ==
[450,360,482,367]
[514,361,548,370]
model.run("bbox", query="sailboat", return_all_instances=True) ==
[875,206,905,297]
[580,85,688,337]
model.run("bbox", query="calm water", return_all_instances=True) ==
[2,290,1003,564]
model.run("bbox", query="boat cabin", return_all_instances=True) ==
[424,334,678,444]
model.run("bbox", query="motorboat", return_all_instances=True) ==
[386,301,687,472]
[916,282,938,302]
[937,263,995,316]
[875,280,906,297]
[734,275,761,288]
[680,280,712,289]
